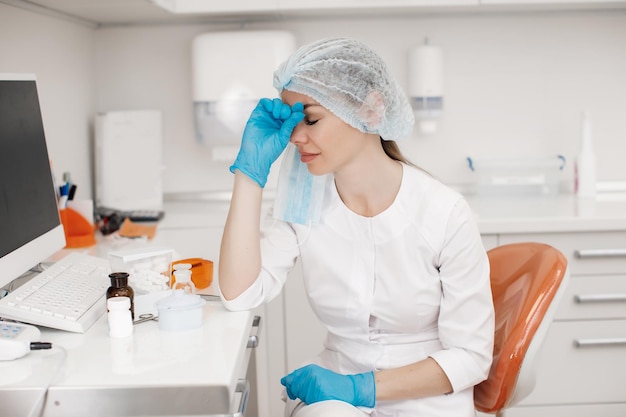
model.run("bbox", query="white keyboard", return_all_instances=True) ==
[0,252,111,333]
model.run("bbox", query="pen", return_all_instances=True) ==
[68,184,77,200]
[59,182,69,208]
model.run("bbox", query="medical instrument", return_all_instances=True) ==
[133,313,158,325]
[230,98,304,188]
[0,321,51,361]
[0,252,111,333]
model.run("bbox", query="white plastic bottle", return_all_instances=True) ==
[107,296,133,338]
[172,263,196,294]
[575,111,597,198]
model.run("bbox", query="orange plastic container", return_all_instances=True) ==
[171,258,214,290]
[59,208,96,248]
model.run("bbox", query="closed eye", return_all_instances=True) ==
[304,119,318,126]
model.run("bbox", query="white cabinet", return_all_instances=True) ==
[152,0,276,14]
[481,0,625,4]
[498,231,626,416]
[152,0,625,16]
[278,0,477,11]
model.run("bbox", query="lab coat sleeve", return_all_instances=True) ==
[221,207,300,312]
[428,198,495,393]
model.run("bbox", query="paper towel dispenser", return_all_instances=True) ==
[191,31,295,146]
[408,38,444,134]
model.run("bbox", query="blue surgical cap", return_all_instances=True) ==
[273,37,414,141]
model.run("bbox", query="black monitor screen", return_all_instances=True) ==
[0,79,60,258]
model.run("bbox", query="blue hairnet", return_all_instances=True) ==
[273,38,414,141]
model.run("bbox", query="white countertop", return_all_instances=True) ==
[0,300,254,417]
[466,193,626,234]
[162,193,626,236]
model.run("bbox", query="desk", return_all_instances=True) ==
[0,296,258,417]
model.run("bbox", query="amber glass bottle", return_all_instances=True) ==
[106,272,135,320]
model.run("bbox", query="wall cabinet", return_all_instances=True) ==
[154,0,624,16]
[481,0,626,4]
[278,0,477,11]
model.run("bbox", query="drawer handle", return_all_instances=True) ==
[575,337,626,348]
[232,379,250,417]
[247,315,261,348]
[575,294,626,303]
[574,248,626,259]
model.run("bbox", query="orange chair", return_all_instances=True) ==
[475,242,569,416]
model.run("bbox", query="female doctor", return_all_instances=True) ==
[219,37,495,417]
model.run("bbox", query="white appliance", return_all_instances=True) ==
[95,110,163,211]
[408,39,444,134]
[191,30,295,150]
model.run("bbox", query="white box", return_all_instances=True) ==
[95,110,163,211]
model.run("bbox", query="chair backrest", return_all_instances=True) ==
[474,242,569,415]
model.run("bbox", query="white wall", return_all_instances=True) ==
[0,4,95,198]
[2,6,625,197]
[93,10,626,194]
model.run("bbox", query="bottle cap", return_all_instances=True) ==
[173,263,192,271]
[174,270,192,282]
[109,272,129,287]
[107,296,131,310]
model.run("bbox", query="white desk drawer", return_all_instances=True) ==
[519,319,626,405]
[499,232,626,275]
[503,403,626,417]
[555,274,626,320]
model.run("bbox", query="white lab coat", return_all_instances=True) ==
[222,164,495,417]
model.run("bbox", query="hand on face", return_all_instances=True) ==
[230,98,304,188]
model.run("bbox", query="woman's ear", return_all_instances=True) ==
[358,90,385,131]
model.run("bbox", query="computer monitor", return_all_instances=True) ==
[0,74,66,292]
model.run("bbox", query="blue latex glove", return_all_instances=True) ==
[230,98,304,188]
[280,364,376,408]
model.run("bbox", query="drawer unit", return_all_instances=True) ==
[518,319,626,405]
[504,403,626,417]
[555,274,626,320]
[496,230,626,416]
[499,231,626,275]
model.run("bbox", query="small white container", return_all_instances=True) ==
[155,290,205,331]
[107,297,133,338]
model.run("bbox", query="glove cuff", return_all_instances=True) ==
[229,164,265,188]
[350,371,376,408]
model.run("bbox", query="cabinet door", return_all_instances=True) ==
[279,0,477,11]
[499,231,626,275]
[154,0,277,13]
[283,260,327,371]
[517,319,626,405]
[481,0,626,3]
[502,403,626,417]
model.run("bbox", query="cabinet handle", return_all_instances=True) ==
[575,294,626,303]
[247,315,261,348]
[231,379,250,417]
[574,337,626,348]
[574,248,626,259]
